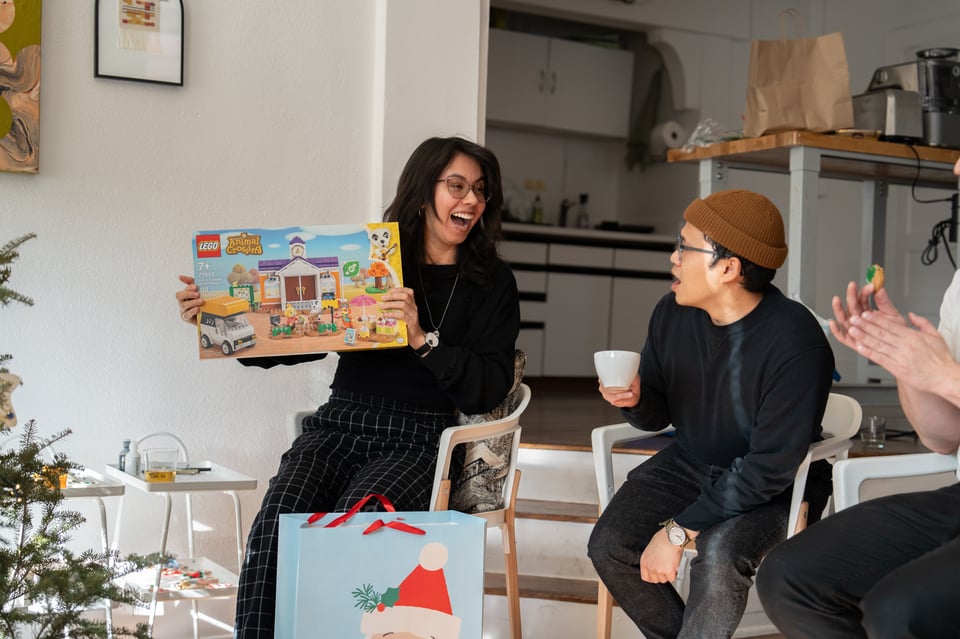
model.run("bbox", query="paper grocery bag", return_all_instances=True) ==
[744,9,854,137]
[275,494,486,639]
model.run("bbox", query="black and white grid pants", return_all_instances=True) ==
[234,389,454,638]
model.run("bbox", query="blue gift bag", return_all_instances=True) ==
[275,494,486,639]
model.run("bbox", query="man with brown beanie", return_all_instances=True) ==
[587,189,835,639]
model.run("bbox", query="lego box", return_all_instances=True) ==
[191,223,407,360]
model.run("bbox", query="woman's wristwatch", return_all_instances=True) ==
[413,341,433,358]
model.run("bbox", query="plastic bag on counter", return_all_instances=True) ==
[682,118,742,151]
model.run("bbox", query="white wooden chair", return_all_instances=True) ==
[287,382,531,639]
[833,451,958,511]
[590,392,863,639]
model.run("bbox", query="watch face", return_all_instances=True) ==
[666,525,687,546]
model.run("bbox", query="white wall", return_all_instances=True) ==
[1,2,484,635]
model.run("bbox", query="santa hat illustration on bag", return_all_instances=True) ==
[358,541,461,639]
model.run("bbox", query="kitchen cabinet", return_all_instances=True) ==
[610,249,672,352]
[500,225,673,377]
[542,245,614,376]
[487,29,635,139]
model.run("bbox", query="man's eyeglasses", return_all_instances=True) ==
[437,176,490,202]
[675,234,716,260]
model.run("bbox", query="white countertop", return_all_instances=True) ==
[501,222,674,246]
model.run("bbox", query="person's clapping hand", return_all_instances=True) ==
[828,281,905,352]
[846,306,952,391]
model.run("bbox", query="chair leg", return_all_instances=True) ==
[596,582,613,639]
[503,469,522,639]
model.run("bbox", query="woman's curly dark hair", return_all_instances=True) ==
[383,137,504,288]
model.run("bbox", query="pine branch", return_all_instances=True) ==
[0,233,36,308]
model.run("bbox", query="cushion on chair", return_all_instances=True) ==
[449,350,526,514]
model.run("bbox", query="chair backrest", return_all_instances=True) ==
[429,382,531,515]
[592,393,863,535]
[785,392,862,536]
[833,452,958,512]
[286,383,532,517]
[288,409,315,445]
[821,392,863,441]
[593,423,674,513]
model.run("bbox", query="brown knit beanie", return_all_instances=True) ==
[682,189,787,269]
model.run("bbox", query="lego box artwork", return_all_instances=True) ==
[191,223,406,359]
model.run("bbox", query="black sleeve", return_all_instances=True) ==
[419,261,520,414]
[238,353,328,369]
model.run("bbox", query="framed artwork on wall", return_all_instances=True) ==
[95,0,184,86]
[0,0,42,173]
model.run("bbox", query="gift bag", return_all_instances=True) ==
[275,494,486,639]
[743,8,854,137]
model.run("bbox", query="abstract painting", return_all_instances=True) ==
[0,0,41,174]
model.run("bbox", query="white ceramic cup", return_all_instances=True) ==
[594,350,641,391]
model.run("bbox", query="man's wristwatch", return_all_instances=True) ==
[413,341,433,358]
[660,518,690,547]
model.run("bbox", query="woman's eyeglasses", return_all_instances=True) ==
[675,234,717,260]
[437,176,490,202]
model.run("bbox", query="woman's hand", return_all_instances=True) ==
[175,275,204,324]
[378,287,427,347]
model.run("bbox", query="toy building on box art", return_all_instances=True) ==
[191,223,406,359]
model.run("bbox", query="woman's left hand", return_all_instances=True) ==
[379,287,426,345]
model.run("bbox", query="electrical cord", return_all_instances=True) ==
[921,217,957,268]
[907,144,958,269]
[906,144,955,204]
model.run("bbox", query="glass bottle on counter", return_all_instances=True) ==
[117,439,131,472]
[575,193,590,229]
[531,195,544,224]
[559,198,572,227]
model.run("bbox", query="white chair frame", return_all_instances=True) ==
[591,392,863,639]
[287,382,531,639]
[832,451,958,511]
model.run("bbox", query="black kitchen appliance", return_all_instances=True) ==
[853,47,960,148]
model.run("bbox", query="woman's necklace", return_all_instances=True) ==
[417,265,459,348]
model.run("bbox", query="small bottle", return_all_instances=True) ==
[118,439,131,472]
[559,198,572,227]
[575,193,590,228]
[126,440,141,476]
[531,195,543,224]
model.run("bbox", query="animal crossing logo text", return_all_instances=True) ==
[225,232,263,256]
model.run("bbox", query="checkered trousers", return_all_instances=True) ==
[233,389,455,638]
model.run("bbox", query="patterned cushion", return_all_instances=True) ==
[449,350,526,514]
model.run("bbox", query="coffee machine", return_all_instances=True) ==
[853,47,960,148]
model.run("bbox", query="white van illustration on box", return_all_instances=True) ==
[198,296,256,355]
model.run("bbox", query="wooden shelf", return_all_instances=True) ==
[668,130,960,188]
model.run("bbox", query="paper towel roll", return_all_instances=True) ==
[649,120,687,157]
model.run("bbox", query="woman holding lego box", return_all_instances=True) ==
[175,136,520,638]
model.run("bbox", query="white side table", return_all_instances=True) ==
[61,468,126,638]
[105,461,257,639]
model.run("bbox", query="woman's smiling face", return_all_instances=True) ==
[423,152,485,262]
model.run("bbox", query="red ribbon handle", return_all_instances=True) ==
[305,493,425,536]
[306,493,396,526]
[363,519,426,536]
